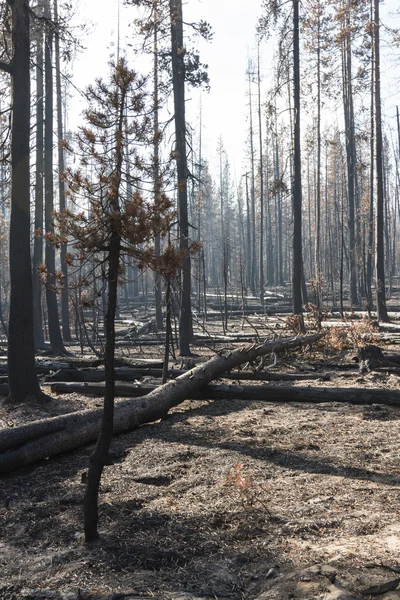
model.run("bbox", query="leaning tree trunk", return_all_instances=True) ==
[0,333,322,473]
[6,0,42,401]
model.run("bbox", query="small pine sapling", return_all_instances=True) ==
[54,58,174,542]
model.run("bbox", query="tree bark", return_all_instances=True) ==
[257,39,265,305]
[0,333,322,473]
[170,0,193,355]
[84,228,120,541]
[54,0,72,342]
[248,66,257,295]
[292,0,304,327]
[46,381,400,406]
[153,0,163,332]
[341,7,359,307]
[33,6,45,349]
[46,367,331,384]
[374,0,389,322]
[44,0,67,354]
[7,0,42,401]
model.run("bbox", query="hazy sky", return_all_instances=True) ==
[70,0,400,182]
[70,0,267,180]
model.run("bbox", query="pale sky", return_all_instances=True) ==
[69,0,400,183]
[69,0,267,180]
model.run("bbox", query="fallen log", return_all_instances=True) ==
[0,333,322,473]
[47,381,400,406]
[47,367,155,382]
[46,367,331,383]
[0,358,165,375]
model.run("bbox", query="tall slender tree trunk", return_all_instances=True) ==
[248,67,257,295]
[315,9,321,307]
[366,6,374,311]
[33,10,45,349]
[257,40,264,304]
[54,0,71,341]
[170,0,193,355]
[196,106,203,313]
[341,4,358,306]
[218,141,228,330]
[244,172,251,290]
[7,0,42,401]
[153,0,163,330]
[374,0,389,322]
[44,0,67,354]
[292,0,304,327]
[275,129,283,285]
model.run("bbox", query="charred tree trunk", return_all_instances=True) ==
[6,0,42,401]
[257,39,265,305]
[54,0,71,342]
[341,12,359,307]
[292,0,304,328]
[153,0,163,331]
[170,0,193,355]
[248,67,257,295]
[84,230,120,541]
[33,11,45,349]
[374,0,389,322]
[366,6,374,312]
[44,0,67,354]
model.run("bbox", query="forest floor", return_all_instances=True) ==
[1,312,400,599]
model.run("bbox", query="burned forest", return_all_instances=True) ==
[1,0,400,598]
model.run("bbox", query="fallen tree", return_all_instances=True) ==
[0,333,321,473]
[49,380,400,405]
[46,367,330,383]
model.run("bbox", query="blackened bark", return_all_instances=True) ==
[244,172,251,290]
[44,0,67,353]
[248,68,257,295]
[292,0,304,327]
[170,0,193,355]
[7,0,42,401]
[257,40,264,305]
[366,5,374,312]
[374,0,389,322]
[84,230,120,542]
[33,13,45,349]
[162,278,172,384]
[341,15,358,307]
[315,8,321,307]
[153,0,163,331]
[54,0,71,341]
